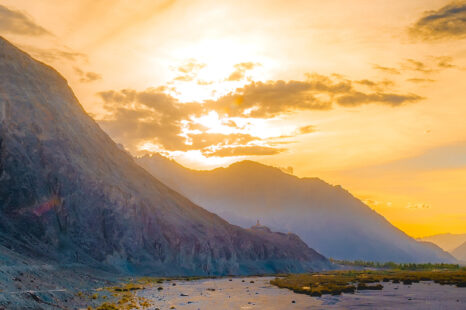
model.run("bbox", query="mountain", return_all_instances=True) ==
[418,233,466,252]
[136,155,456,263]
[452,242,466,262]
[0,36,330,276]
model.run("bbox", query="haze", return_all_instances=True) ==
[1,0,465,237]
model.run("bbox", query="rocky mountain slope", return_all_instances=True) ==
[136,155,456,263]
[0,36,330,276]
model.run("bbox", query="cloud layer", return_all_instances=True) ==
[97,73,422,157]
[0,5,50,36]
[410,1,466,40]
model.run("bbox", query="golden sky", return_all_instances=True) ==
[1,0,465,237]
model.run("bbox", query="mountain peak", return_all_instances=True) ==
[228,160,273,170]
[0,38,330,275]
[136,153,457,264]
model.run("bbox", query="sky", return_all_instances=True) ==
[1,0,465,238]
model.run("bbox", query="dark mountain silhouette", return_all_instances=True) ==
[137,154,456,263]
[0,36,330,276]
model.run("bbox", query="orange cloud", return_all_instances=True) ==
[0,5,50,36]
[97,72,423,156]
[226,62,260,81]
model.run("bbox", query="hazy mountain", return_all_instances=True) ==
[451,242,466,262]
[418,233,466,252]
[137,154,456,263]
[0,36,329,276]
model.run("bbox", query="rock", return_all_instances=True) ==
[0,36,330,276]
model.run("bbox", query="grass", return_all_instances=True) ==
[270,269,466,297]
[329,259,463,271]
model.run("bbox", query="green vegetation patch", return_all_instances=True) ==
[271,269,466,297]
[330,259,463,271]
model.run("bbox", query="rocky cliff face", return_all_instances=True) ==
[136,155,456,264]
[0,37,329,275]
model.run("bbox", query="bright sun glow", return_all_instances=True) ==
[10,0,464,238]
[163,38,275,103]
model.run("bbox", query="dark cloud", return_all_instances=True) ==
[227,62,259,81]
[337,91,422,107]
[209,74,419,117]
[205,145,285,157]
[409,1,466,40]
[97,73,422,156]
[210,79,333,117]
[0,5,50,36]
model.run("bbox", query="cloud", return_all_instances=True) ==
[211,74,420,117]
[188,133,259,150]
[197,80,214,85]
[401,59,434,74]
[178,60,206,73]
[74,67,102,83]
[226,62,259,81]
[205,145,285,157]
[0,5,50,36]
[81,72,102,83]
[406,202,431,209]
[375,56,455,77]
[337,91,423,107]
[174,59,206,82]
[409,1,466,41]
[297,125,315,134]
[434,56,455,68]
[372,64,400,75]
[210,78,334,117]
[407,78,435,84]
[97,73,423,156]
[97,89,261,153]
[356,79,395,90]
[22,45,87,63]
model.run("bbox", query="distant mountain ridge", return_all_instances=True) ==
[452,242,466,262]
[137,154,456,263]
[418,233,466,253]
[0,36,330,276]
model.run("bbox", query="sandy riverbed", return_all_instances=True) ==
[137,276,466,310]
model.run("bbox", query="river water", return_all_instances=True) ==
[136,276,466,309]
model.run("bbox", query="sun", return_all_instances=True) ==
[162,38,274,103]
